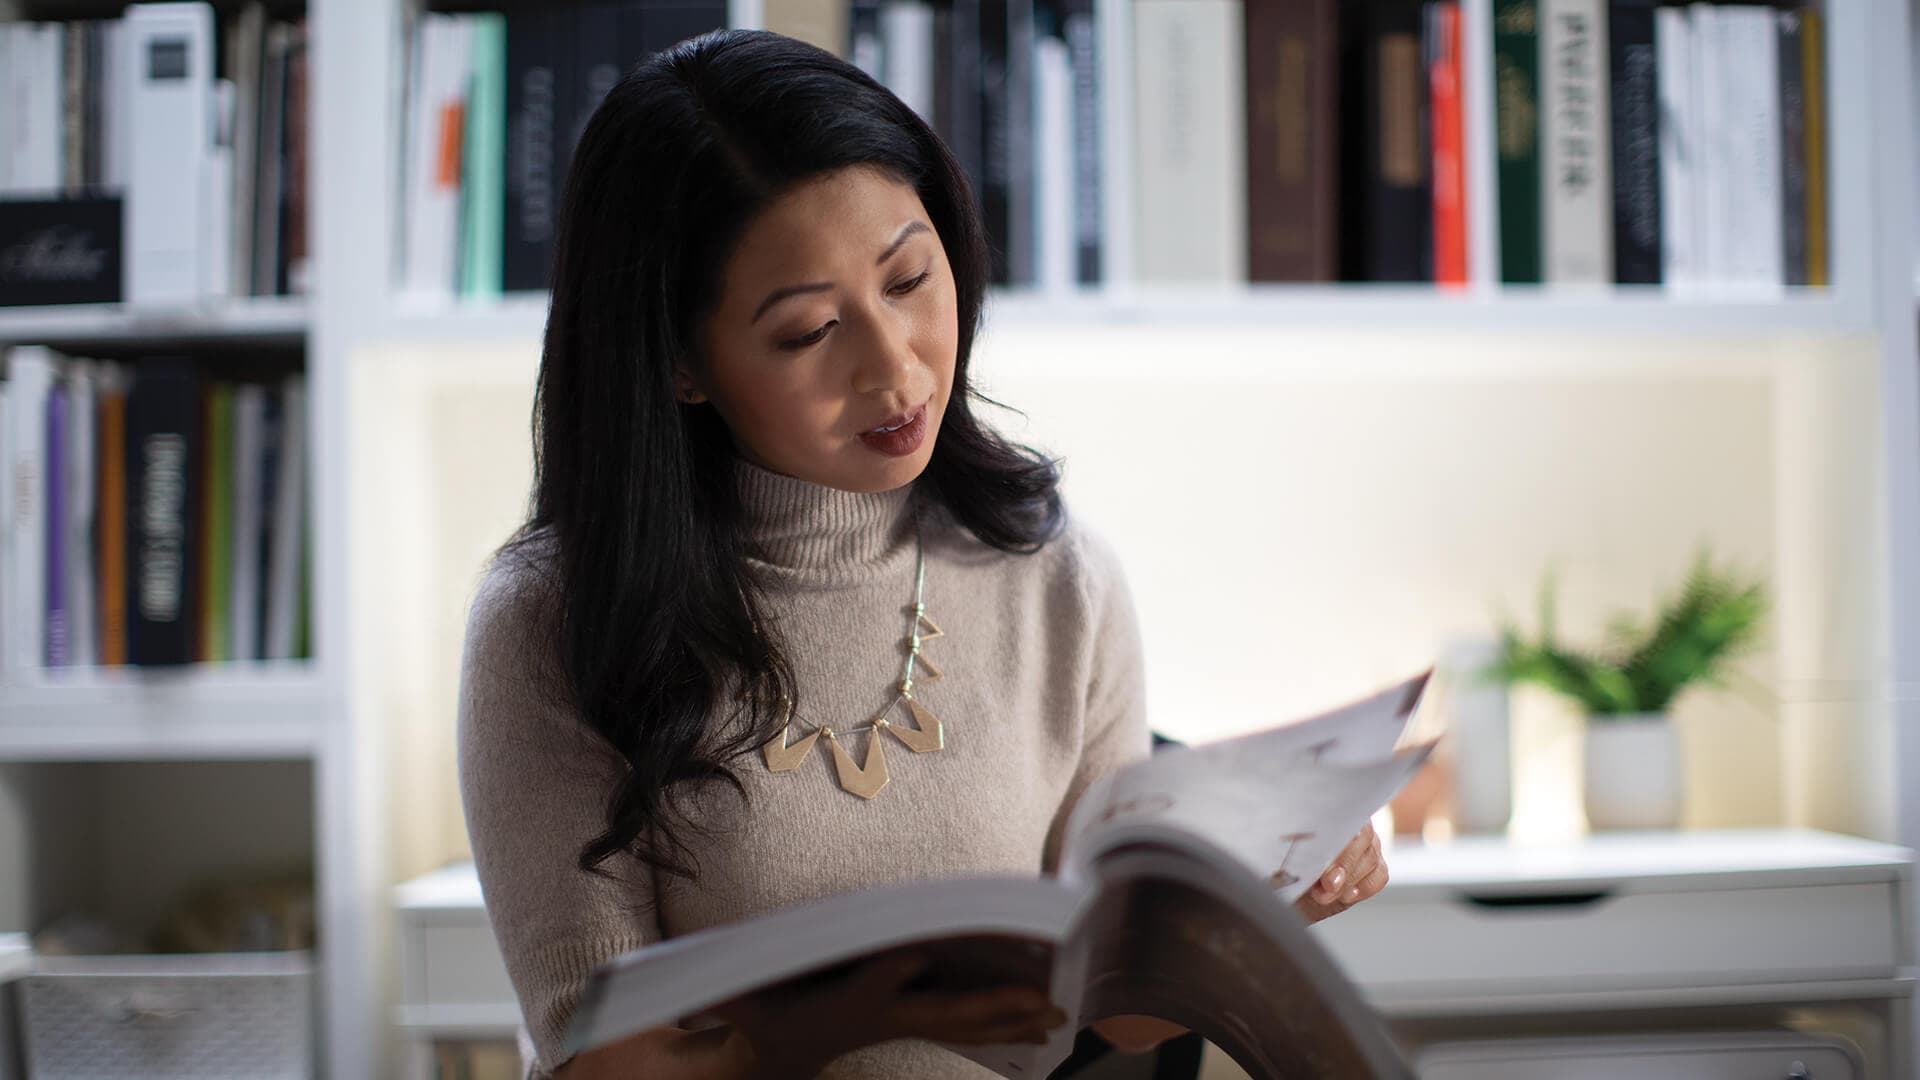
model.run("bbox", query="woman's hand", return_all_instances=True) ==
[707,950,1070,1076]
[1292,823,1387,925]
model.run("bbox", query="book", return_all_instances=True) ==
[1493,0,1541,284]
[1654,6,1697,288]
[1799,7,1826,287]
[1340,0,1429,282]
[1244,0,1339,282]
[265,376,306,661]
[124,2,215,307]
[1426,2,1466,288]
[1776,9,1808,288]
[1131,0,1247,283]
[566,671,1437,1079]
[460,14,508,300]
[96,366,130,666]
[1608,0,1661,285]
[4,346,55,675]
[44,379,68,667]
[63,361,97,669]
[1718,5,1781,290]
[125,360,201,667]
[503,7,563,293]
[1540,0,1610,285]
[1060,0,1101,285]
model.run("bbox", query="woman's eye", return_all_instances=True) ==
[781,321,835,350]
[890,270,932,296]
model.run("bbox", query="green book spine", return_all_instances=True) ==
[1493,0,1541,283]
[207,383,234,661]
[461,14,508,299]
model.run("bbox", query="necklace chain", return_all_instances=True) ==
[784,529,928,738]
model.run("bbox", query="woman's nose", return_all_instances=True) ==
[849,308,920,395]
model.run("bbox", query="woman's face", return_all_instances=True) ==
[687,165,960,494]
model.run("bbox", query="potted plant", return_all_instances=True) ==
[1489,552,1768,830]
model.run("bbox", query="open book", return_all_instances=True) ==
[566,670,1437,1079]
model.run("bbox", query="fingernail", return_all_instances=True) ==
[1345,886,1362,903]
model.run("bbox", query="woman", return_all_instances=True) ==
[456,28,1387,1080]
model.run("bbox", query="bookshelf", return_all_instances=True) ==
[0,0,1914,1078]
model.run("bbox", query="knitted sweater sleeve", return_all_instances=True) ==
[1041,523,1154,876]
[456,556,663,1076]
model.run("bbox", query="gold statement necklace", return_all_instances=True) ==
[760,530,944,799]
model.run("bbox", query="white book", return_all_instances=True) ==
[880,1,935,124]
[567,672,1434,1079]
[227,4,266,298]
[265,377,305,661]
[10,23,65,196]
[64,361,98,670]
[1719,6,1782,290]
[1655,8,1698,290]
[1540,0,1611,285]
[0,27,16,193]
[1033,34,1074,294]
[205,79,236,301]
[124,2,215,307]
[404,15,472,300]
[0,383,10,672]
[1130,0,1246,283]
[1690,2,1725,285]
[229,383,266,662]
[4,347,56,677]
[100,22,130,191]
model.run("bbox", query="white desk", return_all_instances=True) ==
[394,829,1915,1078]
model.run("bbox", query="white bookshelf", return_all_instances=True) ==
[0,0,1911,1076]
[0,296,310,346]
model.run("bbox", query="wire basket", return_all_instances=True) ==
[19,951,313,1079]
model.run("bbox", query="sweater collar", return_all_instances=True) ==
[735,459,919,579]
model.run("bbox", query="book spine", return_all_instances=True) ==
[632,0,730,62]
[459,13,507,300]
[252,24,289,297]
[0,382,10,671]
[851,0,886,78]
[939,0,985,212]
[6,347,54,675]
[282,28,310,296]
[1493,0,1540,283]
[763,0,849,54]
[1428,2,1466,287]
[1061,0,1101,284]
[202,381,233,661]
[571,4,619,185]
[1245,0,1338,281]
[1539,0,1611,284]
[1131,0,1247,283]
[1608,0,1660,284]
[979,0,1036,286]
[125,3,214,306]
[1719,6,1780,288]
[881,0,937,123]
[206,79,236,300]
[126,360,200,667]
[1776,9,1807,287]
[1654,6,1696,288]
[266,377,306,661]
[64,362,96,669]
[44,380,68,668]
[229,383,264,663]
[254,387,283,659]
[1342,0,1430,282]
[1799,6,1826,288]
[504,8,561,293]
[97,369,128,666]
[1033,27,1075,293]
[63,22,86,194]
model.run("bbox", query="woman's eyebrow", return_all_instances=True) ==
[752,221,932,323]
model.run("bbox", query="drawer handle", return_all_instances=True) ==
[1459,890,1615,910]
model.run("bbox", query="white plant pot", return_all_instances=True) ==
[1583,712,1682,830]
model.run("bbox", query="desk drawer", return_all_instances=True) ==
[1315,881,1901,993]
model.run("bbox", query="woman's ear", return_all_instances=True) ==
[673,369,709,405]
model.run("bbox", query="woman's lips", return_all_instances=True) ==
[859,404,928,457]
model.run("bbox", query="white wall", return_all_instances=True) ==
[353,323,1895,882]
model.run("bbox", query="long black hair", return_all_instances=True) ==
[499,29,1065,884]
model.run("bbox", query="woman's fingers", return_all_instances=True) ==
[890,987,1061,1043]
[1314,824,1377,904]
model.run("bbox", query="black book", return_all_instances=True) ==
[977,0,1035,286]
[1777,8,1809,287]
[504,7,564,292]
[1339,0,1430,282]
[939,0,986,255]
[1608,0,1661,284]
[125,361,201,667]
[254,386,284,661]
[635,0,728,60]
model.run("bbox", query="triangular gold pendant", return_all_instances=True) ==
[885,698,945,753]
[827,729,890,799]
[916,612,944,641]
[762,724,820,772]
[915,652,944,680]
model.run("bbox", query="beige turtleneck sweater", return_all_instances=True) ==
[456,462,1151,1078]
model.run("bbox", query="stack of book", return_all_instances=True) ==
[1495,0,1828,288]
[0,347,311,673]
[0,1,311,307]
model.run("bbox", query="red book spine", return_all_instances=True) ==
[1430,2,1468,287]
